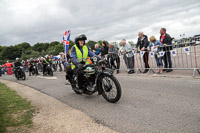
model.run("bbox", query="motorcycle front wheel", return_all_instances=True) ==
[17,75,20,80]
[49,69,53,76]
[22,71,26,80]
[32,70,35,75]
[100,75,121,103]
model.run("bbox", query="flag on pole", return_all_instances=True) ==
[63,30,71,64]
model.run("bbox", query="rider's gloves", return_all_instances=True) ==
[97,56,101,61]
[77,64,83,70]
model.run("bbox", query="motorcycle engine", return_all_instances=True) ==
[83,71,96,92]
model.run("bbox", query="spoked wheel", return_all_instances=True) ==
[49,69,53,76]
[32,70,35,75]
[71,75,82,94]
[17,75,20,80]
[22,72,26,80]
[101,75,121,103]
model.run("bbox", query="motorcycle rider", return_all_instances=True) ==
[14,58,23,78]
[29,58,38,76]
[66,34,96,94]
[29,58,33,76]
[42,56,49,75]
[48,55,52,66]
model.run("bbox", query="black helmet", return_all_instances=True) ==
[75,34,87,45]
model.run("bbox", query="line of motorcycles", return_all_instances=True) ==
[1,57,122,103]
[14,63,53,80]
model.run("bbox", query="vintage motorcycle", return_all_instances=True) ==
[15,66,26,80]
[30,62,38,76]
[43,63,53,76]
[66,56,122,103]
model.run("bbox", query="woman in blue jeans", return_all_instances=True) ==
[148,36,163,74]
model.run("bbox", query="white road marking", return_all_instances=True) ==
[36,76,57,80]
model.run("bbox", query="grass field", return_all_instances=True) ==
[0,83,34,133]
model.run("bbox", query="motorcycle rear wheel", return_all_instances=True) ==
[71,75,82,94]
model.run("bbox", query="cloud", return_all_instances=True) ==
[0,0,200,45]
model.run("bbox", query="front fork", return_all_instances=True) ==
[96,71,113,95]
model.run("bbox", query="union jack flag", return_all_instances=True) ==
[63,30,71,63]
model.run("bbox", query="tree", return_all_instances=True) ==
[86,40,97,50]
[21,50,40,59]
[49,41,60,48]
[128,41,135,47]
[32,42,49,52]
[97,40,103,46]
[113,42,119,48]
[16,42,31,50]
[0,46,5,60]
[55,43,64,54]
[69,40,75,49]
[1,46,21,60]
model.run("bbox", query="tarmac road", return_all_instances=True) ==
[1,72,200,133]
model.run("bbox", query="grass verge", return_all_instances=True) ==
[0,82,35,133]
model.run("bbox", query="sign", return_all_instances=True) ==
[133,50,137,55]
[159,51,165,57]
[170,50,177,57]
[184,46,190,55]
[140,51,145,57]
[150,52,154,58]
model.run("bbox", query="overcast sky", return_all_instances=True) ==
[0,0,200,46]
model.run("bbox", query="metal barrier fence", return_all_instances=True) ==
[106,37,200,78]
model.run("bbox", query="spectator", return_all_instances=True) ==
[135,32,149,73]
[108,42,120,73]
[58,58,63,71]
[1,60,13,75]
[38,56,43,72]
[59,52,65,71]
[148,36,163,74]
[121,39,134,74]
[48,55,52,66]
[100,41,109,67]
[100,41,109,57]
[0,65,2,76]
[93,44,101,56]
[52,58,57,72]
[21,60,26,71]
[25,59,29,72]
[160,28,173,72]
